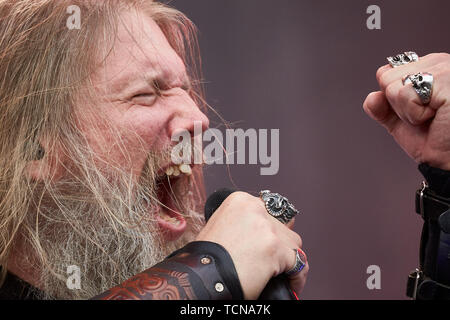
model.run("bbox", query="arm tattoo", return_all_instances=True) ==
[94,268,197,300]
[92,241,243,300]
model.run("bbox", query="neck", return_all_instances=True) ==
[6,240,42,292]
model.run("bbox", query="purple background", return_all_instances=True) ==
[169,0,450,299]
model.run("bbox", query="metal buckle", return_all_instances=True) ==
[419,181,428,219]
[410,268,423,300]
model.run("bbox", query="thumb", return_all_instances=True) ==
[363,91,400,134]
[364,91,428,163]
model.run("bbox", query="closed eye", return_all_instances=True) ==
[131,92,157,106]
[181,83,191,93]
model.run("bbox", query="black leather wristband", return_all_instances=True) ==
[165,241,244,300]
[408,163,450,299]
[93,241,244,300]
[416,164,450,275]
[418,163,450,197]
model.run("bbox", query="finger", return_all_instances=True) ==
[290,262,309,297]
[271,217,303,250]
[281,247,307,276]
[378,53,448,91]
[287,249,309,296]
[363,91,401,133]
[385,80,436,126]
[375,64,391,82]
[363,90,428,163]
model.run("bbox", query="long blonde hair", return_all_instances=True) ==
[0,0,205,292]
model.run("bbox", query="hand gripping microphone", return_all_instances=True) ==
[204,188,298,300]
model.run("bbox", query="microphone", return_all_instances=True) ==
[204,188,298,300]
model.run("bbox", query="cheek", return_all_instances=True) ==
[114,109,171,176]
[78,105,171,177]
[123,108,169,149]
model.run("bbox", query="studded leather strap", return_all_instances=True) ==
[93,241,243,300]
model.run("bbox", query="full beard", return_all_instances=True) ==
[20,151,204,300]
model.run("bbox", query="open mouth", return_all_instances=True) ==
[154,163,192,241]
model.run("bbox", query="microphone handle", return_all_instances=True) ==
[259,275,297,300]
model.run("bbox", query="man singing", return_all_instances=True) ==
[1,0,449,301]
[0,0,307,300]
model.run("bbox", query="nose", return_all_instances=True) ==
[167,90,209,139]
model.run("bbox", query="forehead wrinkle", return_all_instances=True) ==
[98,11,188,96]
[133,27,189,88]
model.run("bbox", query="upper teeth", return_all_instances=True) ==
[165,164,192,176]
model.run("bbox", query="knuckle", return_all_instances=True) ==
[427,52,450,62]
[385,82,397,102]
[227,192,260,210]
[432,62,450,77]
[376,66,387,83]
[378,72,391,91]
[376,67,383,81]
[397,85,410,104]
[221,192,257,219]
[232,191,261,206]
[228,191,250,202]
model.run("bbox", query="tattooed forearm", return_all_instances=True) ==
[93,268,197,300]
[92,241,243,300]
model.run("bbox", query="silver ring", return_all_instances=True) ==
[387,51,419,68]
[259,190,300,224]
[402,72,433,105]
[285,249,306,277]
